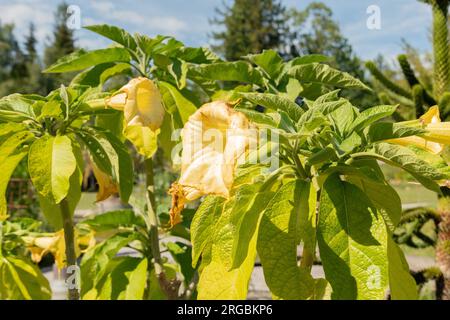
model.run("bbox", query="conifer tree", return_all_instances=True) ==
[211,0,288,61]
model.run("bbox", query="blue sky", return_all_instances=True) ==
[0,0,432,61]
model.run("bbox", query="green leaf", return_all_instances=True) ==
[28,135,77,204]
[191,196,225,267]
[350,105,398,133]
[372,143,447,192]
[0,93,36,115]
[387,237,418,300]
[81,210,146,232]
[76,127,134,202]
[317,174,389,300]
[0,256,51,300]
[367,122,426,143]
[37,143,83,228]
[0,130,33,163]
[288,63,370,90]
[239,92,303,122]
[167,242,195,282]
[342,159,402,230]
[0,151,28,221]
[245,50,284,79]
[159,81,197,123]
[289,54,330,66]
[135,34,170,56]
[86,257,147,300]
[80,232,139,298]
[190,61,265,87]
[154,56,188,89]
[257,180,318,299]
[71,62,131,87]
[84,24,137,50]
[196,199,258,299]
[44,48,131,73]
[234,108,278,127]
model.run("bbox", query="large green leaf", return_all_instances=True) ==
[257,180,320,299]
[190,61,265,87]
[44,48,131,73]
[28,135,77,204]
[288,63,370,90]
[84,24,137,50]
[0,94,36,116]
[36,142,83,228]
[245,50,284,80]
[76,127,133,202]
[0,131,33,163]
[71,62,131,87]
[0,151,28,221]
[80,232,139,298]
[317,174,389,300]
[387,237,418,299]
[0,256,51,300]
[93,257,147,300]
[371,143,447,192]
[81,210,146,232]
[342,160,402,230]
[196,198,257,300]
[350,105,398,133]
[191,196,225,267]
[239,92,303,122]
[367,122,426,142]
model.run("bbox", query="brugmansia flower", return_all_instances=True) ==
[387,106,450,154]
[106,77,165,158]
[169,101,256,227]
[91,162,118,202]
[25,229,95,270]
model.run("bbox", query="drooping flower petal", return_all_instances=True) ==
[169,101,256,227]
[106,77,165,131]
[92,162,118,202]
[25,229,96,270]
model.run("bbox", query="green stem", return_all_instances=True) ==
[85,99,107,109]
[300,247,314,271]
[144,158,177,299]
[59,198,80,300]
[293,141,309,179]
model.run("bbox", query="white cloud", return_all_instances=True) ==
[88,0,187,36]
[0,2,53,45]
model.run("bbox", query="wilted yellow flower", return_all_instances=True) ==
[25,229,95,270]
[106,77,165,131]
[169,101,256,227]
[387,106,447,154]
[91,162,118,202]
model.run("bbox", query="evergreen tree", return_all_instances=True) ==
[289,2,377,107]
[24,23,37,62]
[43,2,76,91]
[211,0,288,61]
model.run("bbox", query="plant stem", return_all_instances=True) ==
[144,158,178,299]
[300,247,314,271]
[59,198,80,300]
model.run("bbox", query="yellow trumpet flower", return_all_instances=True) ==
[25,229,95,270]
[387,106,448,154]
[106,77,165,158]
[169,101,256,227]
